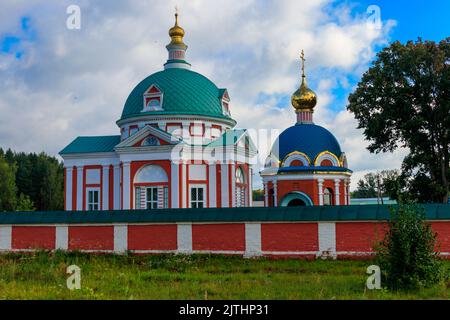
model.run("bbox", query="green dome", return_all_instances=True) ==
[119,68,234,122]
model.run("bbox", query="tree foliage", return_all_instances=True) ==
[376,204,444,290]
[0,156,17,211]
[347,38,450,203]
[0,148,64,211]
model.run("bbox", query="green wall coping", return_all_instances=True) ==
[0,205,449,225]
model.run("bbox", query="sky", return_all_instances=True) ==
[0,0,449,190]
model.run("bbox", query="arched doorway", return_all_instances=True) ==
[133,164,169,209]
[280,192,313,207]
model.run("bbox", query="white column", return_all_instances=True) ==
[102,166,110,211]
[114,224,128,254]
[171,163,179,208]
[334,179,341,206]
[208,163,217,208]
[263,181,269,207]
[181,163,187,208]
[76,166,84,211]
[122,162,131,210]
[230,162,236,207]
[113,164,121,210]
[248,166,253,207]
[346,179,350,205]
[0,226,12,251]
[55,225,68,250]
[221,163,229,207]
[177,223,192,254]
[318,222,336,259]
[318,178,324,206]
[65,167,73,211]
[273,180,278,207]
[244,223,262,258]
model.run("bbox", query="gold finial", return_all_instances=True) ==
[291,50,317,112]
[168,7,186,48]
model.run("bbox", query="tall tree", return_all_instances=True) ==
[0,156,17,211]
[348,38,450,203]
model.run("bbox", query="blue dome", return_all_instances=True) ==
[271,123,342,162]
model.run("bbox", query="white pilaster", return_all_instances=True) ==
[318,178,324,206]
[334,179,341,206]
[65,167,73,211]
[55,225,68,250]
[273,180,278,207]
[244,223,262,257]
[177,223,192,254]
[171,163,179,208]
[221,164,229,207]
[318,222,336,259]
[248,167,253,207]
[264,182,268,207]
[114,224,128,254]
[0,226,12,251]
[76,166,84,211]
[122,162,131,210]
[102,166,110,211]
[345,179,350,205]
[208,163,217,208]
[113,164,121,210]
[181,163,187,208]
[230,163,236,207]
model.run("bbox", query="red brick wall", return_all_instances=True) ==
[261,223,318,252]
[192,223,245,251]
[68,226,114,251]
[276,180,316,205]
[128,225,177,251]
[432,222,450,252]
[12,226,55,250]
[336,222,388,252]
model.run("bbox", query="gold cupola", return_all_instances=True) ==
[291,50,317,113]
[168,12,187,49]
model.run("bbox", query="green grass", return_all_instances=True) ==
[0,251,448,300]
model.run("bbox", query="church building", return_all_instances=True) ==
[260,51,352,207]
[60,13,257,211]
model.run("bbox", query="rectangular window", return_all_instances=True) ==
[146,187,158,209]
[190,186,205,208]
[164,186,169,208]
[87,188,100,211]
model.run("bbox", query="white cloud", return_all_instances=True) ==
[0,0,402,191]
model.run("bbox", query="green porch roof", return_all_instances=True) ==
[59,135,121,155]
[207,129,247,147]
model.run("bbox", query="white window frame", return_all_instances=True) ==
[189,184,207,209]
[145,187,159,209]
[86,187,100,211]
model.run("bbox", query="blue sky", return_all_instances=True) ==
[0,0,448,189]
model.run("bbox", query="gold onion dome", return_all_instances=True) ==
[291,50,317,112]
[168,12,187,48]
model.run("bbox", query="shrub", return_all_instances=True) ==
[375,204,444,290]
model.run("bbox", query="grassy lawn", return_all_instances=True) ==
[0,251,448,300]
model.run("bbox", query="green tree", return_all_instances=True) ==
[16,193,35,211]
[376,204,444,290]
[0,156,17,211]
[347,38,450,203]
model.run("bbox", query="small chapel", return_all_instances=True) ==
[259,51,352,207]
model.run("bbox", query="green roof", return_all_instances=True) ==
[207,129,247,147]
[1,205,449,225]
[59,135,121,155]
[120,68,235,122]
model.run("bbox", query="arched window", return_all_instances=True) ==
[323,188,333,206]
[134,165,168,210]
[235,167,246,207]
